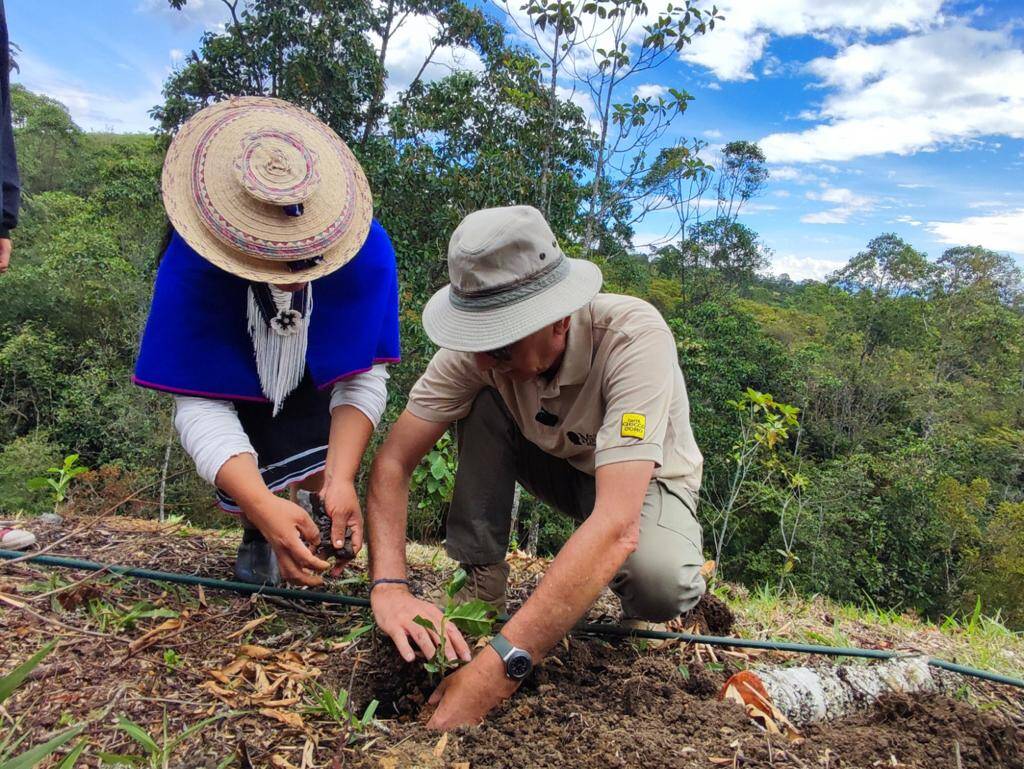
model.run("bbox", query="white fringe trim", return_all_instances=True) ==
[247,285,313,416]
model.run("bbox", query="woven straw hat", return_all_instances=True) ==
[162,96,372,283]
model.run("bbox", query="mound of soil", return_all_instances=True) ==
[793,693,1024,769]
[675,591,734,635]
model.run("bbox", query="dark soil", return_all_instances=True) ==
[677,591,735,635]
[348,631,1023,769]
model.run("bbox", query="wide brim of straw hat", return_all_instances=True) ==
[162,96,372,283]
[422,257,603,352]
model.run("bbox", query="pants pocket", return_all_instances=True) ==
[654,483,703,555]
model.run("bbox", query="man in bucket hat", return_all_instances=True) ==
[366,205,705,728]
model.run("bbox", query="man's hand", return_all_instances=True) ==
[371,585,471,663]
[248,495,331,586]
[0,238,11,274]
[426,647,519,730]
[320,479,363,575]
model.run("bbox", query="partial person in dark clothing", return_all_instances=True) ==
[0,0,21,274]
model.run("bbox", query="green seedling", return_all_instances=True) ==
[86,600,179,634]
[304,684,378,742]
[162,650,182,671]
[99,711,228,768]
[26,453,89,507]
[339,621,375,644]
[0,641,86,769]
[413,568,496,679]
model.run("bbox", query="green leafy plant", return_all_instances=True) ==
[0,641,85,769]
[304,684,378,741]
[411,433,456,511]
[26,453,89,507]
[413,569,496,679]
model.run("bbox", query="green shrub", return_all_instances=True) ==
[0,432,62,515]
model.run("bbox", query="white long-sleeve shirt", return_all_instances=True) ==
[174,364,389,484]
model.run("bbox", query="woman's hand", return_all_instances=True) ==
[320,479,364,575]
[247,495,331,586]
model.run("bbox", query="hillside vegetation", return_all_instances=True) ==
[2,0,1022,631]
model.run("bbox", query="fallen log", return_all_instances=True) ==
[720,656,943,728]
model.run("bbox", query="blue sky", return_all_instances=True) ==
[8,0,1024,280]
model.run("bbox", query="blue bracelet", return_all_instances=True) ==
[369,578,410,593]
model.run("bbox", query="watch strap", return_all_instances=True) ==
[489,632,515,661]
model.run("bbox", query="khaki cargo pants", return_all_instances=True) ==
[445,388,706,621]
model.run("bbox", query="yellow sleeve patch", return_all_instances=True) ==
[620,413,646,439]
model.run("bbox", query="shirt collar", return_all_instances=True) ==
[538,303,593,397]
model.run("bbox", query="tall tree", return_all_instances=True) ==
[155,0,381,140]
[828,233,933,360]
[360,0,503,148]
[504,0,720,251]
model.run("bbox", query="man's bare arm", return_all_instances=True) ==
[366,410,471,662]
[499,460,653,656]
[366,409,449,581]
[425,459,654,729]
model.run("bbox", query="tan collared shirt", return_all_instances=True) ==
[407,294,703,494]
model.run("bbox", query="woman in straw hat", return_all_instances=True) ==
[134,96,399,587]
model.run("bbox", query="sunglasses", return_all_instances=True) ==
[483,343,514,362]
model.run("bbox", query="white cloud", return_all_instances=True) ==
[927,208,1024,254]
[769,252,847,281]
[13,52,162,132]
[679,0,941,82]
[374,14,485,101]
[895,215,922,226]
[170,49,184,64]
[706,81,722,91]
[801,185,875,224]
[137,0,232,31]
[770,165,819,184]
[634,83,668,100]
[703,128,723,139]
[760,25,1024,163]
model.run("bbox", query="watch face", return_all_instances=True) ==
[507,651,532,680]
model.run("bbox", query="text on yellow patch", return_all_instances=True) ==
[621,413,646,439]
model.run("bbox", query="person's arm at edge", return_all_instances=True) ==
[426,458,653,729]
[366,409,472,663]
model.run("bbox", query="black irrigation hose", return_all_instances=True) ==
[3,549,1023,690]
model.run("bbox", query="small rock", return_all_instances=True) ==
[38,513,63,525]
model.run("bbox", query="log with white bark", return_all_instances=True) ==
[720,656,946,730]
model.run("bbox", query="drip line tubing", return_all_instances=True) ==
[2,549,1021,689]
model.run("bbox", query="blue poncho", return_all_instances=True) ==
[134,219,401,402]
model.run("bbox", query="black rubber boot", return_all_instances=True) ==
[234,528,280,586]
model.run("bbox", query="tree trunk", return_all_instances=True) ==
[508,482,522,550]
[361,0,396,148]
[538,27,560,217]
[526,508,540,556]
[158,405,175,522]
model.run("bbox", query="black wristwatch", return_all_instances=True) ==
[489,633,533,681]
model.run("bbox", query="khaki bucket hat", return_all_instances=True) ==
[162,95,372,283]
[422,206,603,351]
